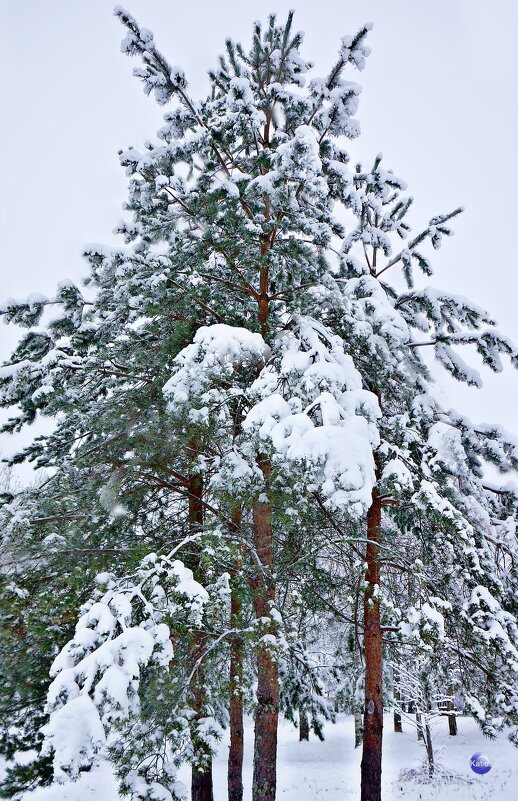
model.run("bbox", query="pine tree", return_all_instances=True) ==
[315,155,518,799]
[1,9,377,801]
[1,8,517,801]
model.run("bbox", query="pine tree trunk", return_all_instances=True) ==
[250,208,278,801]
[299,708,310,741]
[188,471,214,801]
[190,628,214,801]
[251,454,279,801]
[228,509,244,801]
[191,752,214,801]
[393,707,402,733]
[447,693,457,736]
[424,722,434,777]
[393,669,402,733]
[360,488,383,801]
[228,576,244,801]
[448,709,457,736]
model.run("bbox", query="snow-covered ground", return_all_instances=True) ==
[3,714,516,801]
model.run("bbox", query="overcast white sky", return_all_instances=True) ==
[1,0,517,470]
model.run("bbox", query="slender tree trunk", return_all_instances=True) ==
[424,721,434,777]
[299,708,310,741]
[251,454,279,801]
[393,707,402,733]
[188,471,214,801]
[228,587,244,801]
[251,196,278,800]
[393,669,402,733]
[360,487,383,801]
[228,511,244,801]
[448,709,457,736]
[416,711,423,741]
[447,692,457,736]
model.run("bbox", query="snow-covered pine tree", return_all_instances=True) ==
[1,9,379,801]
[2,8,517,801]
[110,10,381,801]
[0,437,235,801]
[0,465,125,798]
[0,492,82,798]
[310,154,518,799]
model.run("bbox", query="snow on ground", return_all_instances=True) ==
[4,714,517,801]
[0,760,119,801]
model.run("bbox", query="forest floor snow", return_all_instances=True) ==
[4,713,517,801]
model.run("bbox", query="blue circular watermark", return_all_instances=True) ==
[470,752,492,775]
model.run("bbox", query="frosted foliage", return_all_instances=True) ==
[242,317,380,513]
[465,586,518,660]
[114,6,186,105]
[42,554,207,782]
[162,318,379,513]
[347,276,410,347]
[42,695,106,782]
[399,601,449,642]
[128,774,183,801]
[380,458,413,491]
[163,324,270,407]
[276,126,322,179]
[319,82,362,138]
[427,423,469,476]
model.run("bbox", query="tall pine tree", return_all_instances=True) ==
[1,9,517,801]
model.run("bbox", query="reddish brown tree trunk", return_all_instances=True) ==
[228,510,244,801]
[258,245,270,340]
[228,586,244,801]
[188,471,214,801]
[360,488,383,801]
[251,455,279,801]
[252,200,278,800]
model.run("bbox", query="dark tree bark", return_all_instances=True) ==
[393,708,402,733]
[251,454,279,801]
[228,588,244,801]
[299,708,310,741]
[191,735,214,801]
[447,697,457,736]
[228,509,244,801]
[188,471,214,801]
[424,721,435,777]
[360,487,383,801]
[393,669,402,733]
